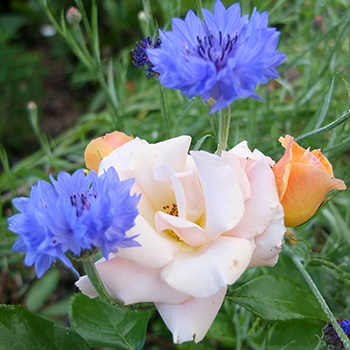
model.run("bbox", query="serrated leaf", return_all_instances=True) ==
[69,293,149,350]
[227,275,327,321]
[0,304,89,350]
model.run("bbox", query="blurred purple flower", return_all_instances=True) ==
[133,36,162,79]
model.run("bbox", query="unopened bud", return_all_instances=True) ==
[312,16,324,31]
[66,7,82,26]
[27,101,37,112]
[138,11,146,21]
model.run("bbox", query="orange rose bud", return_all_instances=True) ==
[84,131,133,172]
[272,135,346,227]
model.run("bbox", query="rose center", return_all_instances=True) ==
[162,203,178,217]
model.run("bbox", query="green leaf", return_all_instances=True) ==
[268,319,324,350]
[266,248,310,288]
[314,75,335,130]
[91,0,101,65]
[0,304,89,350]
[227,275,327,321]
[108,59,119,109]
[339,73,350,103]
[25,269,60,312]
[69,293,149,350]
[193,134,214,150]
[40,298,71,317]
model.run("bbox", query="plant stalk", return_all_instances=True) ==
[216,107,231,155]
[158,82,171,138]
[83,256,155,312]
[289,249,350,350]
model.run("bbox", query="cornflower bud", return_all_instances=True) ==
[66,7,82,26]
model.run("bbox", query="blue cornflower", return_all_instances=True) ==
[146,0,285,113]
[322,318,350,350]
[132,36,162,79]
[8,168,140,277]
[340,319,350,335]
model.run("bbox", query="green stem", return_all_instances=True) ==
[28,101,57,171]
[234,309,241,350]
[97,71,123,130]
[142,0,151,36]
[193,0,203,20]
[83,256,155,312]
[39,0,122,129]
[215,107,231,155]
[288,249,350,350]
[158,82,171,138]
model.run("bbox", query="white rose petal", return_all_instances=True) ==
[76,135,285,344]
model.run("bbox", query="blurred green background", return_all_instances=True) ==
[1,0,350,349]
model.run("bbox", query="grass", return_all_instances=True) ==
[1,0,350,349]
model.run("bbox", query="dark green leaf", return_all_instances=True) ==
[40,298,71,317]
[268,318,324,350]
[0,304,89,350]
[262,250,309,288]
[227,275,327,321]
[69,293,149,350]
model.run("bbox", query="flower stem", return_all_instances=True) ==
[288,248,350,350]
[193,0,203,20]
[39,0,123,130]
[216,107,231,155]
[158,82,171,138]
[83,256,155,312]
[142,0,151,35]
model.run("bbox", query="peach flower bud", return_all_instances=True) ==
[272,135,346,227]
[84,131,133,172]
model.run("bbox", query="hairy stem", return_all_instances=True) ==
[83,256,155,312]
[216,107,231,155]
[289,249,350,350]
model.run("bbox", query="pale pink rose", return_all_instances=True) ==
[76,136,285,343]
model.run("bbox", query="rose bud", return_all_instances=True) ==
[85,131,133,172]
[272,135,346,227]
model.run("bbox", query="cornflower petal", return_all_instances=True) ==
[147,0,285,113]
[8,168,140,277]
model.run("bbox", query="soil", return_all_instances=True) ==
[36,44,88,137]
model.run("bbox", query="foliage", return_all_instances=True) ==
[0,32,47,158]
[1,0,350,349]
